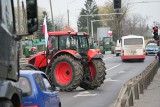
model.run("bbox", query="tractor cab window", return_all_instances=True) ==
[66,37,70,48]
[59,35,78,50]
[48,36,58,50]
[77,36,89,53]
[103,37,111,45]
[70,36,78,50]
[59,36,67,50]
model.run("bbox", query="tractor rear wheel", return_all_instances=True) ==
[50,54,83,91]
[80,58,106,90]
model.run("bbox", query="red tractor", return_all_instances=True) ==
[28,31,106,91]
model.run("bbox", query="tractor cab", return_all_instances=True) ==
[47,31,89,55]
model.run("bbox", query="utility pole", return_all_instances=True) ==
[87,16,89,34]
[67,9,70,26]
[67,0,79,26]
[49,0,55,31]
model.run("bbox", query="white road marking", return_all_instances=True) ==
[104,78,119,82]
[103,56,114,60]
[74,94,97,97]
[78,91,89,94]
[106,64,121,71]
[118,71,126,73]
[74,91,98,97]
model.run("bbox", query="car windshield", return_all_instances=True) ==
[103,37,112,44]
[146,43,158,48]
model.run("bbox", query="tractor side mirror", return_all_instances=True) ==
[26,0,38,34]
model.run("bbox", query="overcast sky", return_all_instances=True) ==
[38,0,160,30]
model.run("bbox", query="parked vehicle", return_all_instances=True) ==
[121,35,146,62]
[115,40,121,56]
[22,39,37,58]
[16,70,61,107]
[145,42,159,55]
[0,0,38,106]
[28,31,106,91]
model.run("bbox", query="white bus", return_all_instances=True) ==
[121,35,146,62]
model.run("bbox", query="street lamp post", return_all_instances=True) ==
[49,0,55,31]
[91,20,94,38]
[91,19,114,40]
[67,0,79,26]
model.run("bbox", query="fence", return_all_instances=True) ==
[113,60,159,107]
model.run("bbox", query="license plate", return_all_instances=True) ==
[131,50,136,54]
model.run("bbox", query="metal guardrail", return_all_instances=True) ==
[113,60,159,107]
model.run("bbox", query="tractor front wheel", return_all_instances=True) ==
[50,54,83,91]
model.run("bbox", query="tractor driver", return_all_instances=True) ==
[48,37,54,49]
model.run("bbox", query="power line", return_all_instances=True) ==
[68,0,79,5]
[132,0,160,4]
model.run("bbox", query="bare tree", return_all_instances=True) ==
[54,14,67,31]
[98,0,130,40]
[122,13,148,36]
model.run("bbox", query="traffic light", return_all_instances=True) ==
[153,26,159,40]
[113,0,121,9]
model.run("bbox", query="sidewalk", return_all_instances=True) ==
[133,68,160,107]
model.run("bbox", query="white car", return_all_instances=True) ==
[115,40,121,56]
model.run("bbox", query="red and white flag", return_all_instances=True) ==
[42,16,49,47]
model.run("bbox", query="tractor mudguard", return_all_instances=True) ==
[28,51,47,69]
[87,49,103,62]
[28,50,81,70]
[51,50,82,60]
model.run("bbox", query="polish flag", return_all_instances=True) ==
[42,16,49,47]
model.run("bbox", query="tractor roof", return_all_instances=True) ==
[48,31,89,36]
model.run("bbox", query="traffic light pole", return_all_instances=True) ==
[115,9,121,39]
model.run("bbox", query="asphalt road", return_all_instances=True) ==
[58,54,156,107]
